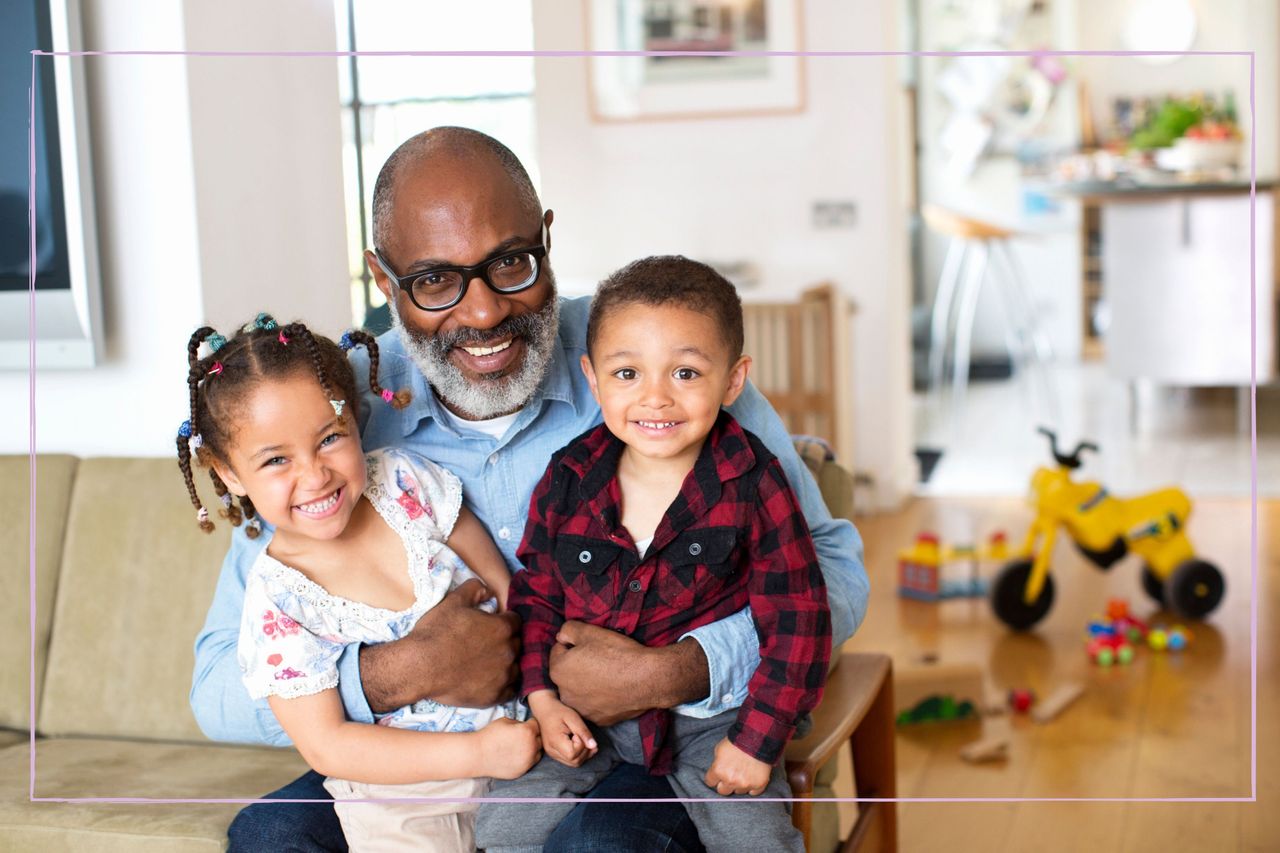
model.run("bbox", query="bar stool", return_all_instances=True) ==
[922,204,1058,426]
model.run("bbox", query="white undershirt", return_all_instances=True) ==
[436,406,519,439]
[634,535,654,558]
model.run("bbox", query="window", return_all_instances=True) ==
[333,1,539,329]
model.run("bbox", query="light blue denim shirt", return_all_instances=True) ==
[190,295,869,745]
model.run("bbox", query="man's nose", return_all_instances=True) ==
[452,272,508,329]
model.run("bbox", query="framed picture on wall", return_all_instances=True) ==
[586,0,806,122]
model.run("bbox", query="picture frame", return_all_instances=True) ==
[586,0,806,123]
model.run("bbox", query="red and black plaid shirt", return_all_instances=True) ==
[511,412,831,774]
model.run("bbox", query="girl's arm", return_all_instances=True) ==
[268,688,540,784]
[448,505,512,609]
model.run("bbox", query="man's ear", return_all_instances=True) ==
[364,249,396,305]
[580,353,602,406]
[543,209,554,252]
[212,458,247,497]
[721,355,752,407]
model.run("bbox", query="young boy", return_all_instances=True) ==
[475,256,831,853]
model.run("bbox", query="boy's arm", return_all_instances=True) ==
[728,460,832,765]
[674,382,866,717]
[511,464,570,697]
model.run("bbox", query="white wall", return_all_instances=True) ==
[531,2,917,509]
[3,0,347,457]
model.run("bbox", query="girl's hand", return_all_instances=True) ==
[528,690,599,768]
[704,737,771,796]
[478,716,543,780]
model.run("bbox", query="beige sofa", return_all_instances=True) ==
[0,452,868,852]
[1,455,307,852]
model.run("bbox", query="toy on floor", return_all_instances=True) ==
[990,428,1226,630]
[894,661,984,726]
[1084,598,1147,665]
[1007,688,1036,713]
[1031,683,1084,723]
[1087,631,1135,666]
[1148,624,1192,651]
[898,531,1007,601]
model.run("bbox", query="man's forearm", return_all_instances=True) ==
[358,639,428,714]
[648,637,711,707]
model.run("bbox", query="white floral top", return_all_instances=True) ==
[237,447,518,733]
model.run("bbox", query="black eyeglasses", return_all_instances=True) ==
[373,223,548,312]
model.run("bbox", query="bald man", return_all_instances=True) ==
[192,127,869,852]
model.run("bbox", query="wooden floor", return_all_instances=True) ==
[826,497,1278,852]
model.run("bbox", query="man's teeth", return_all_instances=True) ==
[460,340,513,357]
[637,421,677,429]
[296,491,339,513]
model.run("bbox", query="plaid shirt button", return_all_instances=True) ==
[578,550,591,563]
[628,579,643,593]
[688,542,702,556]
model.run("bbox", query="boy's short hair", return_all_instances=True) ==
[587,255,744,361]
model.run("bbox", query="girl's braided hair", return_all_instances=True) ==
[175,316,410,537]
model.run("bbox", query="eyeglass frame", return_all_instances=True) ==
[372,222,549,312]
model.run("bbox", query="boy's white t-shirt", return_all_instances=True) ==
[634,536,654,558]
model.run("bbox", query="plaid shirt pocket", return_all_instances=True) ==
[657,526,739,610]
[555,534,623,613]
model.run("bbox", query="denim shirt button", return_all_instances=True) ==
[688,542,703,556]
[578,550,592,563]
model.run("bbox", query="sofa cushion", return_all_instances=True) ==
[38,458,232,741]
[0,737,308,852]
[0,455,78,732]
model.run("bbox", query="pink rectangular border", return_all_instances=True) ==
[26,48,1259,806]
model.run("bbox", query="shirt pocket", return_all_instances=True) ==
[555,534,623,615]
[657,526,740,611]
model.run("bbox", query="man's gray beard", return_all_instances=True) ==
[387,281,560,420]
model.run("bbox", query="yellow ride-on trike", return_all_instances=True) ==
[991,428,1226,630]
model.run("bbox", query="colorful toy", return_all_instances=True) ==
[1007,688,1036,713]
[1149,624,1192,652]
[894,661,985,726]
[990,428,1225,630]
[1087,632,1135,666]
[898,531,1007,601]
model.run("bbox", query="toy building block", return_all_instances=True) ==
[960,732,1010,763]
[1007,688,1036,713]
[1031,683,1084,723]
[898,533,942,600]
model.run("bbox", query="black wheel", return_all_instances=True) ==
[1141,565,1167,606]
[991,558,1056,631]
[1076,537,1128,570]
[1167,558,1225,620]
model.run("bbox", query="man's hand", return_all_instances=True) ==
[704,737,771,796]
[548,621,710,726]
[360,579,520,713]
[528,690,598,768]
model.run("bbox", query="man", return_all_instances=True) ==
[191,127,869,852]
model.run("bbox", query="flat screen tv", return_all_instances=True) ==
[0,0,101,368]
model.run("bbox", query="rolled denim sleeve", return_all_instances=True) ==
[673,381,870,717]
[190,525,375,745]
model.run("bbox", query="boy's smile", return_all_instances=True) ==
[582,302,751,471]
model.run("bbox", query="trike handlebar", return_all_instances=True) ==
[1037,426,1098,470]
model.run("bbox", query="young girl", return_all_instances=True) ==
[176,313,541,853]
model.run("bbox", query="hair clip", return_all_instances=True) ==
[381,389,395,403]
[243,313,277,333]
[278,331,289,345]
[192,434,203,449]
[339,331,356,352]
[197,507,209,524]
[178,420,192,438]
[330,399,346,417]
[207,333,227,353]
[220,493,233,508]
[246,517,262,534]
[208,361,224,377]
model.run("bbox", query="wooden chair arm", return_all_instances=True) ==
[785,652,891,790]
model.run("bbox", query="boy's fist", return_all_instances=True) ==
[704,737,771,796]
[528,690,600,768]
